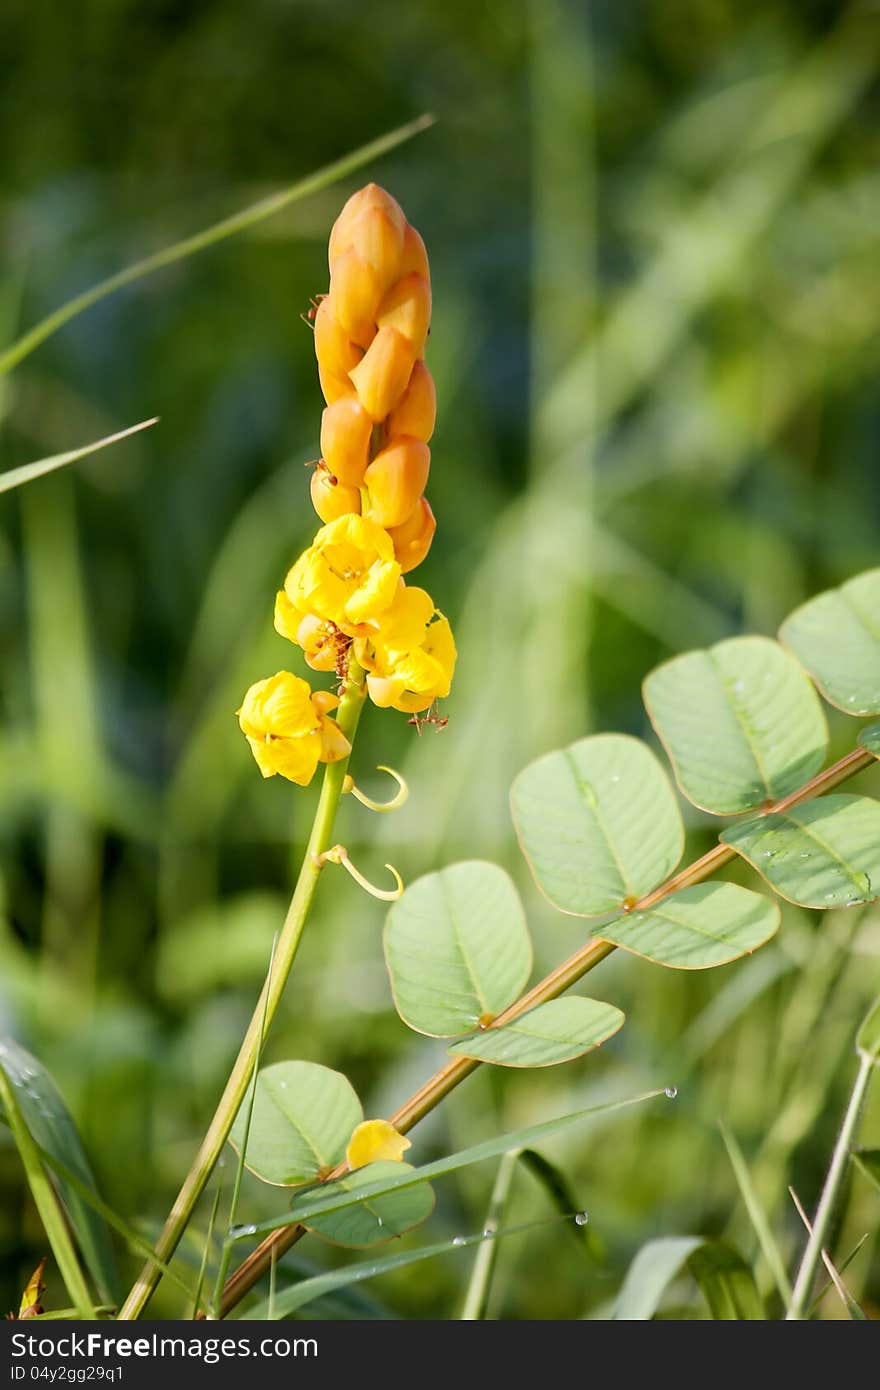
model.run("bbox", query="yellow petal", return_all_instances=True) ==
[346,1119,411,1170]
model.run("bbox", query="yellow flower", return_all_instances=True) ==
[345,1119,411,1170]
[237,671,350,785]
[280,515,402,637]
[355,585,456,713]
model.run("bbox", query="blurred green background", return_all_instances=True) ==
[1,0,879,1318]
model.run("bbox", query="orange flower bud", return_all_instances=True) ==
[364,437,430,528]
[340,206,405,292]
[399,224,430,283]
[387,360,436,442]
[348,326,416,422]
[319,398,372,487]
[310,463,361,523]
[329,248,382,348]
[318,362,357,405]
[328,184,406,267]
[377,273,431,355]
[387,496,436,573]
[313,297,362,379]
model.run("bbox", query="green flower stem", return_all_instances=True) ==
[118,661,367,1321]
[786,1049,874,1320]
[219,740,876,1316]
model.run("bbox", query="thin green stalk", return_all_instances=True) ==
[0,116,434,376]
[117,662,367,1320]
[786,1050,874,1319]
[192,1185,224,1320]
[719,1120,792,1306]
[460,1150,520,1320]
[209,935,278,1314]
[0,1066,96,1320]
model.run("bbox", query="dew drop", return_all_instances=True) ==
[452,1235,466,1247]
[231,1223,258,1239]
[665,1086,678,1100]
[574,1211,589,1227]
[376,1216,384,1227]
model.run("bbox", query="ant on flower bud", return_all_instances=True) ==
[299,292,327,328]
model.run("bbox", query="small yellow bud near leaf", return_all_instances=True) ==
[387,495,437,573]
[388,360,437,443]
[377,272,431,355]
[346,1118,411,1170]
[310,463,361,524]
[364,436,430,528]
[320,398,372,486]
[237,671,350,785]
[348,325,416,422]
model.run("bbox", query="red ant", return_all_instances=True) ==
[299,293,327,329]
[407,701,448,735]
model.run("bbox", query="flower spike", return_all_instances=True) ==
[314,843,404,901]
[343,764,409,813]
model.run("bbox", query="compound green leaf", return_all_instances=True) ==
[383,862,532,1037]
[721,795,880,909]
[643,636,828,813]
[598,882,780,969]
[299,1162,434,1248]
[511,734,684,917]
[779,570,880,715]
[229,1060,362,1186]
[859,724,880,760]
[447,997,624,1067]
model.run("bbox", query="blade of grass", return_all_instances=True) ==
[0,1065,96,1319]
[0,418,157,495]
[787,1047,875,1319]
[460,1150,520,1320]
[244,1216,558,1322]
[0,117,434,376]
[231,1088,665,1243]
[35,1144,195,1301]
[192,1186,224,1320]
[718,1120,792,1305]
[788,1186,866,1319]
[808,1234,869,1317]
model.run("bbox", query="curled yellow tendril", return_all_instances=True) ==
[342,765,409,812]
[313,843,404,901]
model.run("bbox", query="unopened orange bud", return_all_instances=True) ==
[387,361,436,443]
[329,248,382,348]
[328,184,406,267]
[378,273,431,355]
[313,298,362,379]
[348,326,416,422]
[341,206,405,292]
[310,463,361,523]
[387,496,437,573]
[364,437,430,528]
[399,224,430,283]
[318,362,357,405]
[320,398,372,486]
